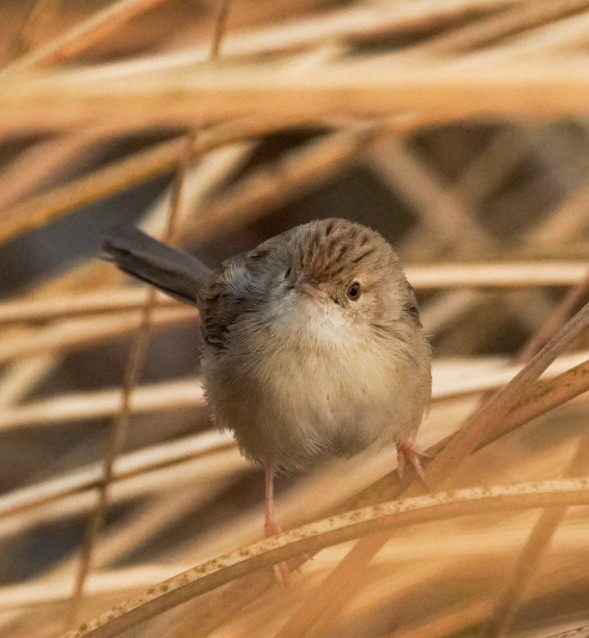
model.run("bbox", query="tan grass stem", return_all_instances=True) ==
[0,307,196,366]
[0,356,54,406]
[7,0,63,60]
[0,127,106,208]
[122,0,525,71]
[417,0,589,54]
[529,176,589,245]
[11,58,589,134]
[179,113,447,245]
[486,423,589,635]
[369,139,494,251]
[67,133,194,625]
[0,564,189,610]
[4,0,171,71]
[544,625,589,638]
[0,115,291,246]
[516,267,589,363]
[61,478,589,638]
[0,288,176,324]
[0,431,235,532]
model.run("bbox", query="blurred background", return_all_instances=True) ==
[0,1,589,637]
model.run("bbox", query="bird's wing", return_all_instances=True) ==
[198,228,295,349]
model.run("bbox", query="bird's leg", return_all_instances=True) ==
[397,440,428,488]
[264,466,281,536]
[264,467,290,586]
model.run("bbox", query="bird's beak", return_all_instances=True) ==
[295,275,328,302]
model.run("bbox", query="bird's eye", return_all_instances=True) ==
[346,281,362,301]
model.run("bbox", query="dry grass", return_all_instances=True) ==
[0,1,589,637]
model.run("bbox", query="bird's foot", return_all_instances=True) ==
[264,520,291,588]
[397,441,429,489]
[264,519,282,537]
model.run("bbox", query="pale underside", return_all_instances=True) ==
[203,289,431,473]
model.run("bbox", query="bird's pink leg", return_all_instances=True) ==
[264,467,280,536]
[264,467,290,586]
[397,441,428,488]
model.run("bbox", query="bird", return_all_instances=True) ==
[102,218,432,583]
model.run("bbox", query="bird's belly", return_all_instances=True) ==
[204,335,419,473]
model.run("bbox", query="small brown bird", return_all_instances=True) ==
[103,218,432,582]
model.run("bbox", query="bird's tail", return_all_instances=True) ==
[101,226,212,306]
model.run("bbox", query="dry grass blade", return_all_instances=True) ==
[516,267,589,363]
[4,0,170,71]
[7,0,62,59]
[67,133,197,624]
[0,565,187,610]
[528,176,589,245]
[494,356,589,432]
[0,355,53,406]
[486,430,589,636]
[67,288,157,627]
[0,306,196,366]
[6,59,589,134]
[181,113,438,244]
[445,8,589,69]
[428,301,589,488]
[0,288,176,324]
[0,430,232,522]
[211,0,233,60]
[418,0,589,54]
[369,139,494,250]
[408,261,589,289]
[0,127,106,208]
[0,377,205,431]
[545,626,589,638]
[114,0,527,70]
[452,127,529,206]
[391,601,493,638]
[488,510,577,637]
[0,136,186,245]
[0,114,289,246]
[61,478,589,638]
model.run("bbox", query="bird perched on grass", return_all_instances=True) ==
[103,218,432,583]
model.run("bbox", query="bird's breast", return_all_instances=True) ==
[243,298,408,426]
[202,293,428,472]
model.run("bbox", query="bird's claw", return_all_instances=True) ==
[397,441,429,489]
[264,520,291,588]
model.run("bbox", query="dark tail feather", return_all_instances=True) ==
[101,226,212,306]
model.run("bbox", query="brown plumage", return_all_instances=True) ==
[102,218,432,584]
